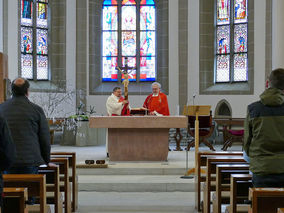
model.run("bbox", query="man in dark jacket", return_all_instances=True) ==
[244,68,284,187]
[0,116,15,208]
[0,78,51,175]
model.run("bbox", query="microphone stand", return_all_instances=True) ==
[180,95,196,179]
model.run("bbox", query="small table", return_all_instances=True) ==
[89,116,188,161]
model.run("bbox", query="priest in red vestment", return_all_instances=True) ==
[143,82,170,116]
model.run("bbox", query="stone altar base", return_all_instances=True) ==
[108,128,169,161]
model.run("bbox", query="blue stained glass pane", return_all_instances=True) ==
[216,55,230,82]
[37,29,48,55]
[122,31,136,56]
[37,2,48,28]
[21,0,33,26]
[103,32,118,56]
[102,57,118,82]
[140,57,156,81]
[140,31,155,56]
[140,0,155,5]
[234,53,248,81]
[21,54,33,79]
[103,0,117,5]
[103,6,118,30]
[140,6,155,30]
[217,0,230,25]
[21,27,33,54]
[217,25,230,54]
[234,0,248,24]
[234,24,247,53]
[37,55,48,80]
[122,5,136,30]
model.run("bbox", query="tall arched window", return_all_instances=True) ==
[215,0,248,82]
[102,0,156,82]
[20,0,49,80]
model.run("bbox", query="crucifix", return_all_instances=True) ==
[116,57,136,101]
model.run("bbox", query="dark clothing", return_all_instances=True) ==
[253,173,284,187]
[244,88,284,175]
[0,116,16,207]
[0,96,50,167]
[5,166,38,175]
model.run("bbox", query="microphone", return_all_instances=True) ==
[193,94,196,106]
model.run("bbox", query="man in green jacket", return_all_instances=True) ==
[244,68,284,187]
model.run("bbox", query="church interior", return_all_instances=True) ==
[1,0,284,212]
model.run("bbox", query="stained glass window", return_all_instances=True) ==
[215,0,248,82]
[102,0,156,82]
[217,0,230,25]
[20,0,49,80]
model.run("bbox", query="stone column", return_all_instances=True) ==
[272,0,284,69]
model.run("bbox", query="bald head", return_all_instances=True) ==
[11,78,30,97]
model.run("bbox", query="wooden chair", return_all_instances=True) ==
[3,174,47,213]
[187,111,216,151]
[203,156,246,213]
[3,187,28,213]
[229,174,252,213]
[248,188,284,213]
[213,164,250,213]
[196,151,243,212]
[38,166,62,213]
[51,152,78,212]
[50,158,71,213]
[221,118,245,151]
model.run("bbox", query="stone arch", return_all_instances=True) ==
[214,99,232,118]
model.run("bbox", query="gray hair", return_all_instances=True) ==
[151,82,161,89]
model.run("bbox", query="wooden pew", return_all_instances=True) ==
[196,151,243,211]
[3,174,47,213]
[51,152,78,212]
[248,188,284,213]
[50,158,71,213]
[3,187,28,213]
[229,174,252,213]
[38,166,63,213]
[214,164,250,213]
[278,208,284,213]
[203,156,246,213]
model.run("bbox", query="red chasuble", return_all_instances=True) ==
[143,92,170,116]
[119,97,130,116]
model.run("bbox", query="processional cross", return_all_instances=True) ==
[116,57,136,100]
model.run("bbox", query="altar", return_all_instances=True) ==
[89,116,188,161]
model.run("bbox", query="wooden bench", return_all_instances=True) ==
[278,208,284,213]
[229,174,252,213]
[203,156,246,213]
[196,151,243,211]
[3,187,28,213]
[3,174,47,213]
[50,158,71,213]
[213,164,250,213]
[38,166,63,213]
[248,188,284,213]
[51,152,78,212]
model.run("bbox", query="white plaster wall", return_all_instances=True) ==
[272,0,284,69]
[7,0,18,79]
[0,0,3,52]
[87,0,180,115]
[188,0,266,118]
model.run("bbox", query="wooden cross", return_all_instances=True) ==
[116,57,136,100]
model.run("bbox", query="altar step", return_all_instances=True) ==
[78,175,195,192]
[77,192,196,213]
[77,167,187,176]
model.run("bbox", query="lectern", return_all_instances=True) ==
[183,105,211,175]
